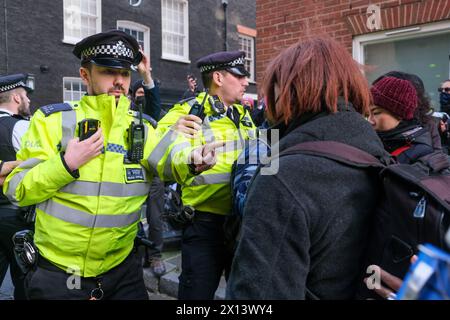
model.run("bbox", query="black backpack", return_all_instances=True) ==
[280,141,450,298]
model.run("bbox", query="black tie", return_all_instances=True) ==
[227,107,239,127]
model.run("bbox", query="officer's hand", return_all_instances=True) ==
[174,115,202,139]
[189,141,224,173]
[0,160,22,186]
[64,128,104,172]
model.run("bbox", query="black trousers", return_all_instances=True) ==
[145,177,165,258]
[24,250,148,300]
[178,212,233,300]
[0,208,30,300]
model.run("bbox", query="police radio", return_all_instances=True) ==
[188,89,209,121]
[78,119,100,141]
[127,103,145,163]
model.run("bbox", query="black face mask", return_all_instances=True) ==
[440,92,450,109]
[134,96,145,108]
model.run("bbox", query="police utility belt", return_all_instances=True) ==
[166,205,226,229]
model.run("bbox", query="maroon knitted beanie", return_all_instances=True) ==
[371,76,418,120]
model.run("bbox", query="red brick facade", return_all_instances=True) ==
[256,0,450,83]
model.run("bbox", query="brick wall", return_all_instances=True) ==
[256,0,450,84]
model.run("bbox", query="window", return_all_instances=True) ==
[117,21,150,58]
[239,34,255,82]
[63,78,87,102]
[353,21,450,110]
[63,0,102,44]
[161,0,189,63]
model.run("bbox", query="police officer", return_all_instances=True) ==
[0,73,33,300]
[3,30,159,300]
[148,51,256,299]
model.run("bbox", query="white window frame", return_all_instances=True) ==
[239,34,255,83]
[161,0,190,63]
[117,21,151,58]
[353,20,450,77]
[63,77,87,102]
[63,0,102,45]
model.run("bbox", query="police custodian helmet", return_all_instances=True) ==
[72,29,143,70]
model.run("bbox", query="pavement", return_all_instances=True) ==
[144,250,227,300]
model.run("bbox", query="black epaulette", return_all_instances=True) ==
[39,103,73,117]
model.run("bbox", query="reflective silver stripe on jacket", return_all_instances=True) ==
[5,158,44,203]
[147,129,179,173]
[202,117,215,143]
[190,173,231,186]
[60,110,77,151]
[37,199,140,228]
[162,141,191,180]
[59,181,150,197]
[18,158,44,169]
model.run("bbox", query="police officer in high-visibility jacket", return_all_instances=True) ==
[148,51,257,299]
[0,73,33,300]
[3,30,159,300]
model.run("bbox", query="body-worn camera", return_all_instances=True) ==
[78,119,100,141]
[208,95,225,115]
[12,230,38,274]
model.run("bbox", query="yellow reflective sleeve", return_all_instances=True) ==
[3,111,76,206]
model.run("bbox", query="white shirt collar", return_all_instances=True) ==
[0,107,14,116]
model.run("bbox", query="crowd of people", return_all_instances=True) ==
[0,29,449,300]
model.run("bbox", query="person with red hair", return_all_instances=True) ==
[226,37,388,299]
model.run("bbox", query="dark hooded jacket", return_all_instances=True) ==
[226,102,388,300]
[377,120,435,164]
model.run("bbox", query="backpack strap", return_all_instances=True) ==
[280,141,387,169]
[417,152,450,173]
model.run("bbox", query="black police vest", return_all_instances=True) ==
[0,111,24,204]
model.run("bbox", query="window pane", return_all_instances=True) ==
[81,0,89,14]
[365,32,450,109]
[89,0,96,15]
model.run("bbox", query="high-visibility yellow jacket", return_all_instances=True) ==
[148,92,257,215]
[3,94,156,277]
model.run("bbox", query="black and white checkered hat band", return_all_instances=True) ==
[81,41,134,61]
[200,56,245,73]
[0,81,26,93]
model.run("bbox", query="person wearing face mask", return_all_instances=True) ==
[0,73,33,300]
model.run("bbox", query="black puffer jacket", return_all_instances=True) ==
[226,103,388,300]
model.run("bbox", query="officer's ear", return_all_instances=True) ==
[79,66,91,87]
[212,71,223,87]
[11,91,21,105]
